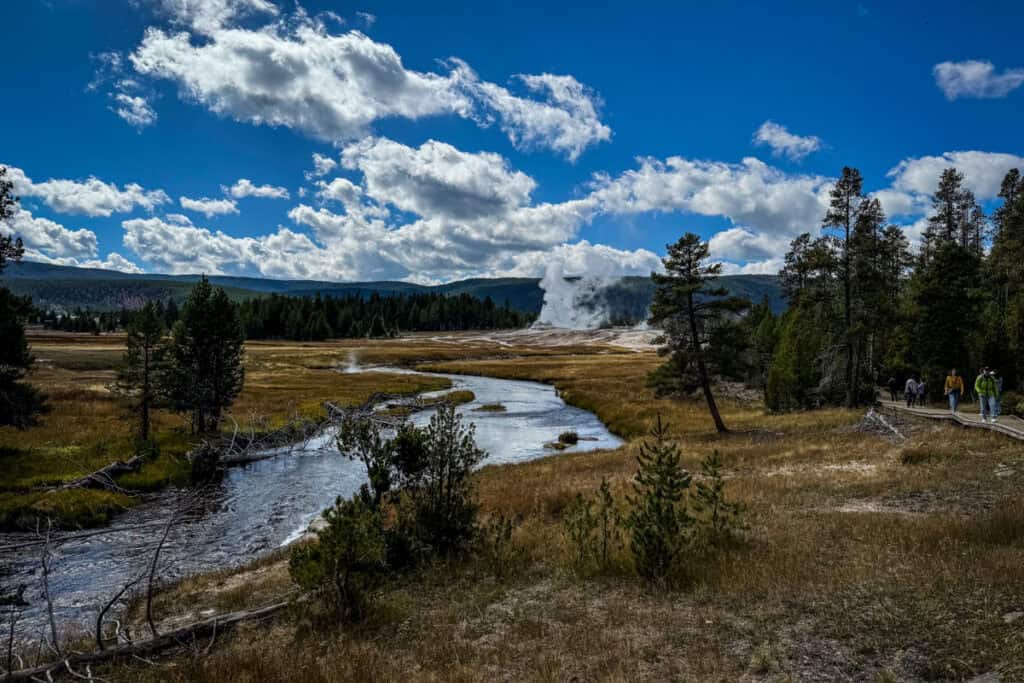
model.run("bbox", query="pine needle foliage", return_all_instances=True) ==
[627,416,692,581]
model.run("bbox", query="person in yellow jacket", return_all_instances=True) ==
[944,368,964,414]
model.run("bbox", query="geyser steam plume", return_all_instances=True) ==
[534,261,619,330]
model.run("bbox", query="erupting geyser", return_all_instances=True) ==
[534,261,619,330]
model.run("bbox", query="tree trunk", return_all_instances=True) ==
[687,293,727,433]
[697,357,728,433]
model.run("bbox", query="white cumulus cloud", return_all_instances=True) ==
[933,60,1024,100]
[179,195,239,217]
[127,12,610,159]
[463,66,612,161]
[1,208,98,260]
[886,150,1024,198]
[225,178,289,199]
[3,164,170,217]
[153,0,279,35]
[305,153,338,179]
[340,137,537,220]
[111,93,158,129]
[752,121,822,161]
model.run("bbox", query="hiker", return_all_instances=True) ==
[887,376,898,402]
[916,378,927,407]
[990,369,1003,422]
[905,376,917,407]
[944,368,964,414]
[975,368,995,422]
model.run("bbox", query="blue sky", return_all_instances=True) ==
[1,0,1022,282]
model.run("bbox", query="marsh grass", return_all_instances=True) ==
[0,336,449,529]
[12,335,1024,679]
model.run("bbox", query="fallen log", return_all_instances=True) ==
[56,456,144,492]
[4,600,291,681]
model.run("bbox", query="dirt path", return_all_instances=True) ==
[879,398,1024,441]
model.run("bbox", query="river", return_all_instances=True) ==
[0,366,621,639]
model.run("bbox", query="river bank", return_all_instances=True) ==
[0,356,622,640]
[5,334,1024,680]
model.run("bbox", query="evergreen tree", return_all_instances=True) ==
[779,232,837,306]
[161,277,245,433]
[627,417,692,581]
[988,168,1024,385]
[0,289,49,428]
[116,302,165,443]
[907,240,982,394]
[0,167,24,271]
[822,166,866,407]
[648,233,749,433]
[0,167,48,429]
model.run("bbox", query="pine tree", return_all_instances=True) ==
[989,168,1024,385]
[648,233,749,433]
[0,167,48,428]
[908,240,982,393]
[924,168,966,253]
[117,302,165,443]
[0,167,24,271]
[822,166,866,407]
[627,416,692,581]
[161,277,245,433]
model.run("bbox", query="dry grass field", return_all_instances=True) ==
[5,332,1024,680]
[0,333,449,529]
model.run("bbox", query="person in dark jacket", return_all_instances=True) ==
[887,376,898,402]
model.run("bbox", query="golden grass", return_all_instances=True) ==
[0,335,448,528]
[10,333,1024,679]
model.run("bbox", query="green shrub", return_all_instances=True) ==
[563,492,596,572]
[477,513,521,579]
[565,477,624,574]
[336,403,487,565]
[289,491,386,623]
[401,403,486,554]
[691,451,746,546]
[627,417,692,581]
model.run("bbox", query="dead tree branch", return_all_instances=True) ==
[39,521,60,659]
[5,600,290,682]
[95,575,144,652]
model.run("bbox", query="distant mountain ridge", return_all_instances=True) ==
[2,261,785,316]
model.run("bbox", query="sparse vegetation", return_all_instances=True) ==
[475,402,506,412]
[3,335,1023,681]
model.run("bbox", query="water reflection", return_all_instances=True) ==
[0,368,621,636]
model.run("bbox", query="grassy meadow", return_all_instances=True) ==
[0,333,449,529]
[4,331,1024,680]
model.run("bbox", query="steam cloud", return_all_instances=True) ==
[534,261,619,329]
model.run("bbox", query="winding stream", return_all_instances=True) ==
[0,367,621,638]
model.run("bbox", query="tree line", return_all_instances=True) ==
[647,164,1024,431]
[236,290,533,341]
[31,290,532,340]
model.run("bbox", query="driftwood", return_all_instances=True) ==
[3,600,290,681]
[54,457,144,493]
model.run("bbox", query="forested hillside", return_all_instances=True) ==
[7,261,783,316]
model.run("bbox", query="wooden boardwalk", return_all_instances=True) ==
[879,398,1024,442]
